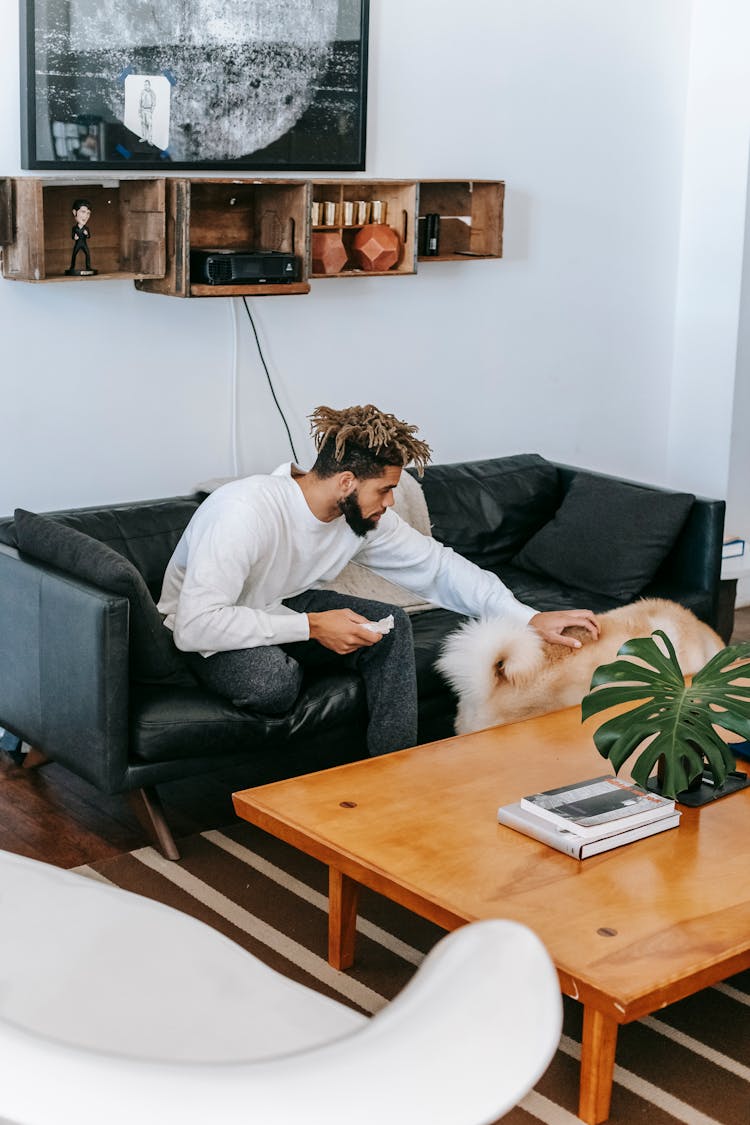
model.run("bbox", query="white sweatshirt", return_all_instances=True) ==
[158,464,537,657]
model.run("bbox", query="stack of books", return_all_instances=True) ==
[497,775,680,859]
[722,536,745,560]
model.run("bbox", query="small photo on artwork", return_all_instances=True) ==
[123,74,171,153]
[51,120,102,160]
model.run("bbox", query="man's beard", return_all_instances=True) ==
[338,490,379,537]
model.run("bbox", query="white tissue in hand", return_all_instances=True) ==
[362,614,395,635]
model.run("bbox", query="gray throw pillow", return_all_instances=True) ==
[512,474,695,602]
[14,508,194,685]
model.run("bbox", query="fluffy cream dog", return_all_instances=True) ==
[436,598,724,735]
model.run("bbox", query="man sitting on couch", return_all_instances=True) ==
[157,404,598,756]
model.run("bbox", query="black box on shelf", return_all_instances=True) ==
[190,249,299,285]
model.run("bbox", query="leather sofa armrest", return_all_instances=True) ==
[0,544,130,793]
[644,496,726,627]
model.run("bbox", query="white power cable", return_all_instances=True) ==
[229,297,240,477]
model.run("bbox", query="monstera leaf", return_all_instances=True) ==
[581,631,750,798]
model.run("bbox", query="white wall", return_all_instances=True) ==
[667,0,750,501]
[0,1,699,515]
[728,171,750,535]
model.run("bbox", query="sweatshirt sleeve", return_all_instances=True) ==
[353,512,538,625]
[170,504,309,655]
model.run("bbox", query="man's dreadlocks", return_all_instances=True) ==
[308,404,432,479]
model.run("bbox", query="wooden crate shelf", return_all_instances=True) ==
[0,178,166,282]
[136,178,310,298]
[417,180,504,261]
[1,176,503,294]
[310,180,417,278]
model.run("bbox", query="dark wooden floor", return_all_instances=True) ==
[4,607,750,870]
[730,603,750,642]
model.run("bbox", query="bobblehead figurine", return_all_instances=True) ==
[65,198,97,276]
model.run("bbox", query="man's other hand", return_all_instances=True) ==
[307,609,382,654]
[528,609,600,649]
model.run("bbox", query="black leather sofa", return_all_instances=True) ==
[0,454,724,857]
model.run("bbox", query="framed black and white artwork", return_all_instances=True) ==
[21,0,369,171]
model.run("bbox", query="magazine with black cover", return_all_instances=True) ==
[520,775,675,837]
[497,801,681,859]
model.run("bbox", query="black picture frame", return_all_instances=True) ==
[20,0,369,172]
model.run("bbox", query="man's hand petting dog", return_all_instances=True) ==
[529,609,600,649]
[308,609,383,654]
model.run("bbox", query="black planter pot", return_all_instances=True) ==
[649,755,749,806]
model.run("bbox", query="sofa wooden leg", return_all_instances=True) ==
[128,787,180,861]
[23,747,50,769]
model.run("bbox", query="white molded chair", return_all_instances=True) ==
[0,850,562,1125]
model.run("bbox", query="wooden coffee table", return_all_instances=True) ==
[232,706,750,1123]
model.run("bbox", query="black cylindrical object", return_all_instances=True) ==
[424,213,440,256]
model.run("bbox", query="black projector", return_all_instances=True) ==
[190,249,299,285]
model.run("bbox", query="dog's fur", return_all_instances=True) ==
[436,598,724,735]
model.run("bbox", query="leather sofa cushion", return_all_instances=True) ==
[412,607,466,699]
[130,672,368,764]
[512,474,695,602]
[494,563,623,614]
[14,509,195,687]
[416,455,561,570]
[129,610,463,765]
[495,563,715,633]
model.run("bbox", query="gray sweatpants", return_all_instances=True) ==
[184,590,418,757]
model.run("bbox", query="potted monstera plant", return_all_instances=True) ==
[581,630,750,802]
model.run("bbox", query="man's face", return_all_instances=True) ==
[73,205,91,226]
[339,465,401,537]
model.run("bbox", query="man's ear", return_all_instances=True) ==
[338,471,356,495]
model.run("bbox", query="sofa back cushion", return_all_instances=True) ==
[14,509,195,685]
[512,473,695,602]
[416,454,561,571]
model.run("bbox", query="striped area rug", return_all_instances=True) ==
[77,822,750,1124]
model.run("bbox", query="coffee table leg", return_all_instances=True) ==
[328,867,359,970]
[579,1006,618,1124]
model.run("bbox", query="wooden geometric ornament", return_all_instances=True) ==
[311,231,348,274]
[350,223,402,272]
